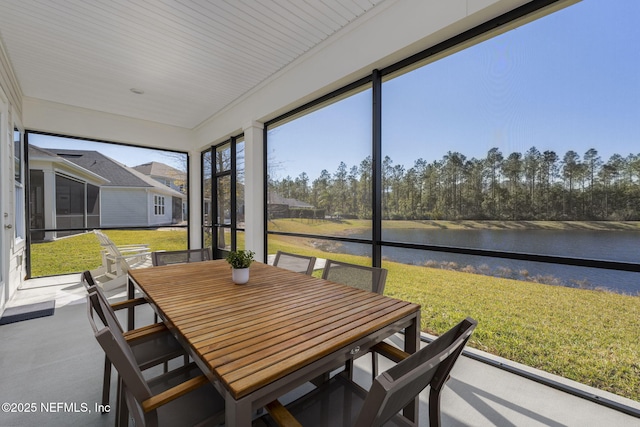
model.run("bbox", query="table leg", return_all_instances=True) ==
[127,277,135,331]
[226,395,252,427]
[402,310,420,422]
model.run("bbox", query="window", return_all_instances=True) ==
[263,0,640,406]
[27,132,189,278]
[154,195,165,216]
[201,135,244,256]
[379,0,640,404]
[381,0,640,286]
[54,174,99,237]
[14,128,21,182]
[14,128,25,241]
[266,87,373,260]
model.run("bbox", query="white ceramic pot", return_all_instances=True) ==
[231,267,250,284]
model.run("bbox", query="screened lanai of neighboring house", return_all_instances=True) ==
[0,0,639,425]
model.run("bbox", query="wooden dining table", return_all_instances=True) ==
[128,259,421,426]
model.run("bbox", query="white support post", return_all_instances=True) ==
[43,169,56,241]
[242,121,264,262]
[188,150,202,249]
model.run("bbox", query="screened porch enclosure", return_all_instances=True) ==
[54,174,100,238]
[258,0,640,412]
[28,170,100,241]
[1,0,639,424]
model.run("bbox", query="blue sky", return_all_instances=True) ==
[29,133,187,170]
[269,0,640,181]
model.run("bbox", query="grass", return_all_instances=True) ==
[382,263,640,401]
[269,218,640,232]
[381,219,640,231]
[267,232,640,402]
[30,229,188,277]
[31,227,640,401]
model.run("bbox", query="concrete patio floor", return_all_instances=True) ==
[0,273,638,426]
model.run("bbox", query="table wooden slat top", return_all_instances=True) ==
[129,260,420,400]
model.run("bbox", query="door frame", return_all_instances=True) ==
[0,86,8,311]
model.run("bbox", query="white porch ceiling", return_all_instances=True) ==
[0,0,385,129]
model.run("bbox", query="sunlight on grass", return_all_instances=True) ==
[30,229,188,277]
[382,263,639,400]
[267,233,640,401]
[31,228,640,400]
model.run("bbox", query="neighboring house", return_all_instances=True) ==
[29,146,108,241]
[267,191,315,219]
[133,161,187,222]
[29,147,187,241]
[132,161,186,194]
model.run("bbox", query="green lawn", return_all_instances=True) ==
[31,228,640,401]
[29,230,188,277]
[268,232,640,402]
[269,218,640,233]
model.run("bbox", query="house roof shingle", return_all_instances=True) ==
[35,148,186,199]
[44,149,152,187]
[268,192,314,208]
[132,161,185,180]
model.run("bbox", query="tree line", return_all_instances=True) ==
[269,147,640,221]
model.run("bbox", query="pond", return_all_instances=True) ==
[341,228,640,294]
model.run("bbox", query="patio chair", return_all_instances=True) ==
[321,259,387,294]
[149,248,212,323]
[82,269,160,333]
[321,259,388,378]
[272,251,317,275]
[87,293,225,427]
[262,317,477,427]
[151,248,212,266]
[94,229,150,252]
[91,230,151,290]
[84,275,186,411]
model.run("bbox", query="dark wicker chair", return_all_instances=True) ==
[151,248,212,266]
[273,251,317,275]
[262,317,477,427]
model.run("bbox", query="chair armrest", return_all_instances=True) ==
[141,375,209,413]
[104,251,151,261]
[371,341,410,363]
[110,297,148,311]
[265,400,303,427]
[113,247,151,254]
[123,323,168,343]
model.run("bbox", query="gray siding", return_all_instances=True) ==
[100,188,148,227]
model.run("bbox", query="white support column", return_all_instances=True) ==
[43,170,56,241]
[242,121,264,262]
[188,149,202,249]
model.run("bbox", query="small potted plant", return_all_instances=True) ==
[225,250,255,284]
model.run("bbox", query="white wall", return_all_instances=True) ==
[0,38,23,314]
[22,97,191,152]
